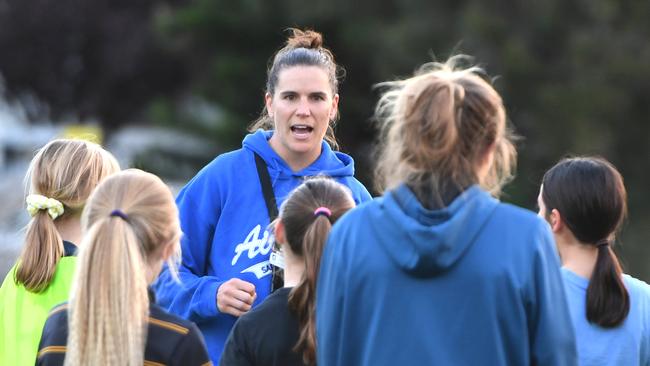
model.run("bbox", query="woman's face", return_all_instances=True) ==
[266,65,338,169]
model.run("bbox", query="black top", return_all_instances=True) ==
[36,291,212,366]
[219,287,305,366]
[62,240,77,257]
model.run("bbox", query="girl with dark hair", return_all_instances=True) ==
[219,177,355,366]
[316,57,577,365]
[153,29,371,363]
[539,156,650,366]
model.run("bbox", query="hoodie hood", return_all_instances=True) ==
[242,130,355,178]
[369,184,499,277]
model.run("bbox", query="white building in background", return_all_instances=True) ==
[0,85,218,277]
[0,120,214,277]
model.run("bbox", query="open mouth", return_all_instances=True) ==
[290,125,314,134]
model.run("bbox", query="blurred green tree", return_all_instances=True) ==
[0,0,648,279]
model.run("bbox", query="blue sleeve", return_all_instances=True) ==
[316,225,347,366]
[153,165,226,322]
[527,221,578,366]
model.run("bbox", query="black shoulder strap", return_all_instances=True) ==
[253,152,284,292]
[254,152,278,220]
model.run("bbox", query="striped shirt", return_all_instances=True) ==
[36,293,212,366]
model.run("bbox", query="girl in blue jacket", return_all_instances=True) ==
[153,29,371,363]
[316,56,578,366]
[539,157,650,366]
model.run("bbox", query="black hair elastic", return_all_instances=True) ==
[110,209,129,222]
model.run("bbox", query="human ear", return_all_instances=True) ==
[265,92,274,118]
[329,93,340,120]
[161,240,177,261]
[549,209,564,233]
[274,219,286,246]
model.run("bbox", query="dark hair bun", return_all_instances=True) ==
[286,28,323,49]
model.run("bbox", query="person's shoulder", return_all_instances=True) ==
[334,197,380,228]
[0,263,18,290]
[149,303,200,335]
[241,288,290,324]
[493,201,541,224]
[490,202,549,235]
[148,304,211,365]
[178,147,253,198]
[39,302,69,347]
[42,303,69,328]
[346,177,372,202]
[197,148,251,176]
[623,274,650,300]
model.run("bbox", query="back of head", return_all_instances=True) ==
[281,177,355,365]
[65,169,180,366]
[374,56,516,207]
[16,139,120,292]
[249,28,342,149]
[542,156,629,327]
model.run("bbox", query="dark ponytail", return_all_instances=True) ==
[289,215,331,364]
[586,240,629,327]
[278,177,355,364]
[542,157,628,327]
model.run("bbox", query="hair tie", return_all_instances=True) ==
[26,194,64,220]
[110,209,129,222]
[596,239,610,248]
[314,207,332,218]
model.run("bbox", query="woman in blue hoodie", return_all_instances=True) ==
[316,57,577,366]
[539,157,650,366]
[153,28,371,363]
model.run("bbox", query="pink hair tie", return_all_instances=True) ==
[314,207,332,218]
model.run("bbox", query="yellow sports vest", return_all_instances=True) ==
[0,256,77,366]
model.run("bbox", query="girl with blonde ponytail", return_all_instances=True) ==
[0,139,119,366]
[36,169,212,366]
[220,177,355,366]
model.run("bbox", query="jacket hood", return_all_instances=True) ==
[369,184,499,277]
[242,130,356,178]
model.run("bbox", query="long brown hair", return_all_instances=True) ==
[279,177,355,364]
[374,56,517,207]
[542,157,629,327]
[65,169,180,365]
[15,139,119,292]
[248,28,343,150]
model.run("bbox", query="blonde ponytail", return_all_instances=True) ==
[15,139,119,292]
[65,217,149,366]
[15,211,64,292]
[65,169,180,366]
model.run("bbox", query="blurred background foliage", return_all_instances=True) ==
[0,0,648,278]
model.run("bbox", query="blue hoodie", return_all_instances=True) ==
[153,130,371,363]
[316,184,577,366]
